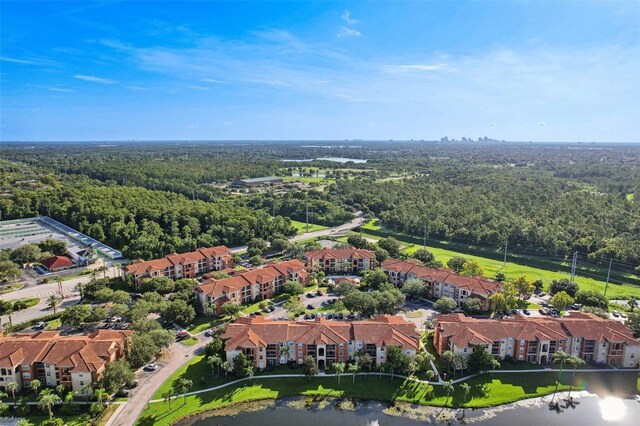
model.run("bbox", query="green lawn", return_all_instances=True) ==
[290,219,328,233]
[0,282,24,294]
[47,317,62,329]
[282,176,336,185]
[136,371,608,426]
[627,193,634,201]
[179,337,198,346]
[360,221,640,299]
[152,354,229,400]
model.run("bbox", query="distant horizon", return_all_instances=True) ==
[3,139,640,145]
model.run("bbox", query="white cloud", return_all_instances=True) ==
[1,56,37,64]
[47,87,73,93]
[74,74,116,84]
[201,78,224,84]
[342,10,358,25]
[488,122,497,127]
[338,26,362,38]
[185,85,209,91]
[387,64,448,73]
[538,121,548,127]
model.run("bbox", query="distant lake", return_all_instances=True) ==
[177,393,640,426]
[280,157,368,164]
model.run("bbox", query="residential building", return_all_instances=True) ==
[123,245,233,284]
[433,312,640,367]
[194,259,308,314]
[306,247,375,274]
[381,258,501,308]
[0,330,132,394]
[41,255,76,272]
[221,314,420,370]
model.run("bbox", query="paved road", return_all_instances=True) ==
[230,211,365,254]
[1,267,120,327]
[106,332,210,426]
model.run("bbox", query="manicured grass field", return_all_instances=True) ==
[152,354,229,400]
[179,337,198,346]
[47,317,62,329]
[359,221,640,299]
[290,219,328,233]
[136,371,611,426]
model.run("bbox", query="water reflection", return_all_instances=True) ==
[599,397,627,422]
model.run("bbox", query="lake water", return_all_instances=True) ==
[178,393,639,425]
[281,157,367,163]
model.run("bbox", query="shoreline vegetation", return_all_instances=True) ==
[135,370,636,426]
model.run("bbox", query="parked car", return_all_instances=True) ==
[33,321,47,330]
[304,314,310,320]
[306,293,315,298]
[115,389,129,398]
[144,363,158,371]
[327,314,334,319]
[538,309,547,315]
[523,309,530,315]
[204,329,213,337]
[612,310,620,317]
[337,313,344,320]
[306,304,314,310]
[621,312,627,318]
[125,380,138,389]
[316,290,323,296]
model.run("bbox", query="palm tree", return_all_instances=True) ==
[425,369,435,382]
[280,345,290,363]
[333,362,345,384]
[93,388,109,407]
[16,419,33,426]
[348,362,359,384]
[48,295,61,314]
[30,379,41,398]
[174,378,192,406]
[162,390,174,409]
[415,351,434,374]
[7,382,18,404]
[565,355,586,401]
[0,300,15,328]
[37,391,62,420]
[221,361,230,379]
[441,351,456,378]
[550,351,571,404]
[56,276,63,297]
[461,382,471,405]
[443,380,454,406]
[207,355,221,376]
[75,282,85,300]
[82,384,93,403]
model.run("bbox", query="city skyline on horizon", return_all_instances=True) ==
[2,1,639,142]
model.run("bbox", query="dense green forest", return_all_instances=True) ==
[1,141,638,269]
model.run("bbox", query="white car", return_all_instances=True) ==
[144,363,159,371]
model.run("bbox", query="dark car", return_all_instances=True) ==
[327,314,334,319]
[316,290,323,296]
[304,314,310,320]
[306,304,314,310]
[115,389,130,398]
[306,293,315,298]
[523,309,530,315]
[337,313,344,320]
[538,309,547,315]
[125,380,138,389]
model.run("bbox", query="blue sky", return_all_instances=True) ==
[1,0,639,142]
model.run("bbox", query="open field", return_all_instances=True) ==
[360,221,640,299]
[136,370,636,426]
[290,219,327,233]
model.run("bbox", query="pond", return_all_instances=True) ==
[177,393,640,425]
[317,157,367,163]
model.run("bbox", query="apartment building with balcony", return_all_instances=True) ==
[433,312,640,367]
[194,259,308,314]
[221,314,420,370]
[0,330,132,394]
[306,247,375,274]
[123,245,233,284]
[381,258,501,309]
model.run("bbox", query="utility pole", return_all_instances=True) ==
[604,258,612,297]
[503,239,508,267]
[423,224,427,248]
[570,251,578,283]
[306,204,309,233]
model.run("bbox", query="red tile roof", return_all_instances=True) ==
[381,258,501,299]
[435,313,639,348]
[222,315,419,351]
[0,330,132,372]
[306,247,375,260]
[195,259,306,299]
[41,255,75,270]
[124,245,231,276]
